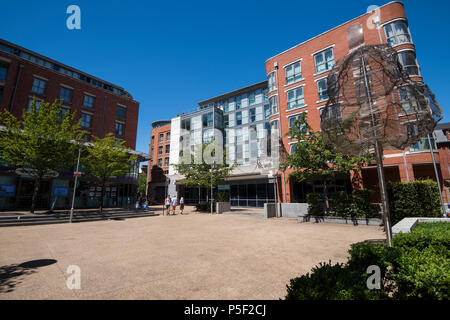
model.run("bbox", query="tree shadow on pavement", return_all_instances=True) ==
[0,259,57,293]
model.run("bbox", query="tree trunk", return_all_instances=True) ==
[323,179,330,215]
[198,185,201,204]
[30,175,42,214]
[99,180,105,214]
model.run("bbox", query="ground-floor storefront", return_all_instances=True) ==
[0,171,138,211]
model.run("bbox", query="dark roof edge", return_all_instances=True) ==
[197,80,268,106]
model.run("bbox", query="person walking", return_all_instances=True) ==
[165,195,171,215]
[179,197,185,214]
[171,196,178,215]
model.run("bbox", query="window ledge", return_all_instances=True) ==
[313,70,332,77]
[286,105,307,113]
[316,98,329,104]
[284,78,305,87]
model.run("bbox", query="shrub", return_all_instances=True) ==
[387,180,441,225]
[330,191,352,217]
[306,193,324,216]
[393,247,450,300]
[215,192,229,202]
[352,189,378,218]
[195,202,215,212]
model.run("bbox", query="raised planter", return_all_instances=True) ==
[299,215,382,226]
[216,202,231,214]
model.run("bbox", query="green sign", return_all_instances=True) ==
[218,184,230,190]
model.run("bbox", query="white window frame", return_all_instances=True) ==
[313,47,335,75]
[284,60,303,85]
[286,86,305,110]
[383,19,412,47]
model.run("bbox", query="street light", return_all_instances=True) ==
[70,140,83,223]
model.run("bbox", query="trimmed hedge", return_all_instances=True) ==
[387,180,441,225]
[285,222,450,300]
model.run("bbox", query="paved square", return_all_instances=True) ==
[0,213,384,299]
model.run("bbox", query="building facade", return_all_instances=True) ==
[150,1,448,207]
[0,38,148,210]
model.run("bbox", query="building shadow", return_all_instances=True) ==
[0,259,57,293]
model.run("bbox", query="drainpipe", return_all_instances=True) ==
[427,134,446,216]
[9,64,23,113]
[274,61,287,203]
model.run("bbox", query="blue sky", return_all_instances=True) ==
[1,0,449,156]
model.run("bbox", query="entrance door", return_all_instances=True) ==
[16,179,51,210]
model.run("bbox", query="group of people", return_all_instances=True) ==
[165,195,184,215]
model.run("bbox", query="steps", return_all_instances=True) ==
[0,210,158,227]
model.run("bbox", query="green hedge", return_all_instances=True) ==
[387,180,441,225]
[285,222,450,300]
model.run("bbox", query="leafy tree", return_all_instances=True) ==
[174,140,234,205]
[137,172,147,196]
[282,113,373,214]
[83,133,137,212]
[0,99,83,213]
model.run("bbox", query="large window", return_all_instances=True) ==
[202,112,213,127]
[117,105,126,120]
[287,87,305,110]
[285,61,302,85]
[269,96,277,114]
[115,122,124,136]
[249,108,256,123]
[248,91,256,105]
[83,94,94,109]
[236,111,242,126]
[320,104,342,123]
[398,86,418,114]
[384,21,411,46]
[158,146,163,155]
[398,50,419,76]
[288,114,307,132]
[159,133,164,143]
[202,128,214,144]
[0,63,8,81]
[32,78,46,95]
[264,105,271,119]
[164,157,169,167]
[314,48,335,74]
[81,113,92,128]
[268,72,276,92]
[27,98,41,112]
[165,144,170,154]
[166,132,170,141]
[317,78,328,101]
[158,158,162,167]
[59,87,72,103]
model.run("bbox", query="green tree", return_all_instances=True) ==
[0,99,83,213]
[174,140,234,206]
[83,133,137,213]
[137,172,147,196]
[282,113,373,214]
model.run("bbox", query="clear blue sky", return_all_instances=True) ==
[1,0,449,156]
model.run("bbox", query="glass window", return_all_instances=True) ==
[32,78,46,95]
[224,114,229,127]
[264,105,271,119]
[158,146,163,155]
[202,112,213,127]
[398,51,419,76]
[27,98,41,112]
[317,78,328,101]
[285,61,302,85]
[287,87,305,110]
[236,111,242,126]
[0,63,9,81]
[384,21,411,46]
[117,105,126,120]
[81,113,92,128]
[249,92,256,105]
[164,157,169,167]
[166,132,170,141]
[159,133,164,143]
[59,87,72,103]
[320,104,342,123]
[249,108,256,122]
[202,128,214,144]
[290,145,297,154]
[314,48,335,74]
[165,144,170,154]
[269,96,277,114]
[115,122,124,136]
[268,72,276,92]
[289,114,307,133]
[158,158,162,167]
[83,94,94,109]
[263,89,268,102]
[398,86,418,114]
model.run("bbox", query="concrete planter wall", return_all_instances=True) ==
[264,203,309,219]
[299,215,383,226]
[216,202,231,214]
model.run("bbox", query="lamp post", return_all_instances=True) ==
[70,140,82,223]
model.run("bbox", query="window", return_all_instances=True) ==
[320,104,342,124]
[398,86,418,114]
[224,114,229,127]
[287,87,305,110]
[269,96,277,114]
[117,105,126,120]
[83,94,94,109]
[398,51,419,76]
[115,122,124,136]
[83,133,90,141]
[285,61,302,85]
[288,114,307,133]
[158,158,162,167]
[202,112,213,127]
[151,136,154,146]
[290,145,297,154]
[249,108,256,123]
[81,113,92,128]
[0,63,8,81]
[166,132,170,141]
[0,87,3,103]
[165,144,170,154]
[181,119,191,131]
[263,89,268,102]
[264,105,271,119]
[164,157,169,167]
[32,78,46,95]
[27,98,41,112]
[59,87,72,103]
[236,95,245,110]
[250,125,257,140]
[249,91,256,105]
[159,133,164,143]
[384,21,411,46]
[317,78,328,101]
[202,129,214,144]
[158,146,163,155]
[236,111,242,126]
[314,48,335,74]
[268,72,276,92]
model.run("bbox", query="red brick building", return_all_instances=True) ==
[264,1,449,204]
[0,38,139,149]
[147,120,171,203]
[0,38,144,210]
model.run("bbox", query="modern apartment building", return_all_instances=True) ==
[150,1,448,207]
[264,1,448,204]
[0,38,148,210]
